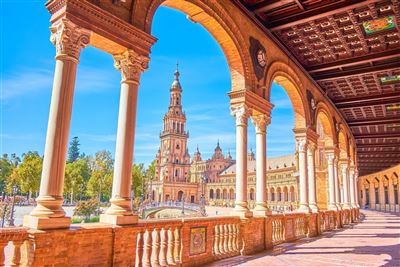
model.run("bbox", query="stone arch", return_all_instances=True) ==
[276,187,282,201]
[270,187,275,201]
[132,0,254,92]
[315,104,336,147]
[209,189,214,199]
[338,128,349,160]
[264,61,310,129]
[216,188,221,199]
[283,186,288,202]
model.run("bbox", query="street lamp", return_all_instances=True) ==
[149,174,153,203]
[9,185,18,227]
[200,175,206,206]
[181,192,185,215]
[140,174,145,203]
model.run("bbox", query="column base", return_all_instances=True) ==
[328,204,338,211]
[298,204,311,213]
[23,215,71,230]
[232,202,253,218]
[253,209,272,216]
[335,204,342,210]
[100,214,138,225]
[342,203,351,210]
[309,204,319,213]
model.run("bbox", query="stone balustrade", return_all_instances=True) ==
[0,209,359,266]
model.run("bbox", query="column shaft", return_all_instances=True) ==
[231,105,252,217]
[307,144,318,212]
[349,169,356,208]
[297,139,310,213]
[252,115,270,215]
[334,159,341,209]
[341,163,350,209]
[25,19,90,229]
[101,50,148,225]
[327,153,337,210]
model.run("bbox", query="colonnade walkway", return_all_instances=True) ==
[208,210,400,267]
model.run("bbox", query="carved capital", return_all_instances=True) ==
[114,50,149,82]
[231,104,251,126]
[251,114,270,134]
[50,19,91,60]
[326,152,335,163]
[296,138,307,152]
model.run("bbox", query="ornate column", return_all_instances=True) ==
[251,114,271,216]
[349,166,356,208]
[334,158,341,210]
[297,138,311,213]
[354,171,360,208]
[24,19,90,229]
[389,178,395,211]
[307,142,318,212]
[231,104,252,217]
[326,152,337,210]
[341,162,351,209]
[101,50,148,225]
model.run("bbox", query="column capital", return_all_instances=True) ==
[251,114,271,134]
[326,151,335,162]
[296,137,307,152]
[114,49,149,83]
[231,104,252,126]
[50,19,91,60]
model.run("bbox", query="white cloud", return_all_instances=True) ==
[79,133,116,142]
[0,133,39,141]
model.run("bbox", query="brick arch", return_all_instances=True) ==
[131,0,254,92]
[338,128,349,160]
[315,105,336,147]
[264,61,310,129]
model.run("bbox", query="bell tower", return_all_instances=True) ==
[156,65,190,182]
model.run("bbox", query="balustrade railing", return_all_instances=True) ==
[0,209,359,266]
[0,227,29,266]
[213,223,240,257]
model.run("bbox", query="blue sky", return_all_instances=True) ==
[1,2,295,166]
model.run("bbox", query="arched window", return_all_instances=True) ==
[209,189,214,199]
[175,169,179,177]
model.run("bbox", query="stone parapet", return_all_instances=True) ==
[0,209,359,266]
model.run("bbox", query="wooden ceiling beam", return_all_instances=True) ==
[357,151,400,155]
[268,0,381,31]
[357,143,400,148]
[252,0,296,14]
[348,117,400,127]
[312,62,400,81]
[308,49,400,73]
[334,92,400,108]
[354,133,400,139]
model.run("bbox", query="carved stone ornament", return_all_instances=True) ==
[251,114,271,133]
[249,37,267,80]
[297,138,307,152]
[113,50,149,82]
[231,105,251,126]
[50,19,91,60]
[306,90,316,127]
[326,152,335,163]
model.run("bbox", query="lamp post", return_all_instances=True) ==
[201,176,206,206]
[141,174,145,204]
[181,192,185,215]
[149,174,153,203]
[9,185,18,227]
[1,193,8,228]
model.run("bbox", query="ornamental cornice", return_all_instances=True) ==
[228,89,273,116]
[113,50,149,82]
[46,0,156,56]
[50,19,90,59]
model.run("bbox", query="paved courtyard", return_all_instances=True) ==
[207,210,400,267]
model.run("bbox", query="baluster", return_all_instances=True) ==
[159,228,168,266]
[230,224,236,252]
[213,225,220,255]
[11,240,23,266]
[173,227,181,263]
[151,228,160,266]
[135,231,144,267]
[0,241,7,267]
[143,229,152,267]
[227,224,233,253]
[235,224,240,251]
[219,224,225,254]
[223,224,229,253]
[167,227,175,266]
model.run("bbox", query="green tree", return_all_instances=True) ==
[87,150,113,201]
[132,163,145,200]
[64,159,91,204]
[16,151,42,199]
[0,154,20,193]
[67,136,80,163]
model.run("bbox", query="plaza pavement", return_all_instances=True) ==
[207,210,400,267]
